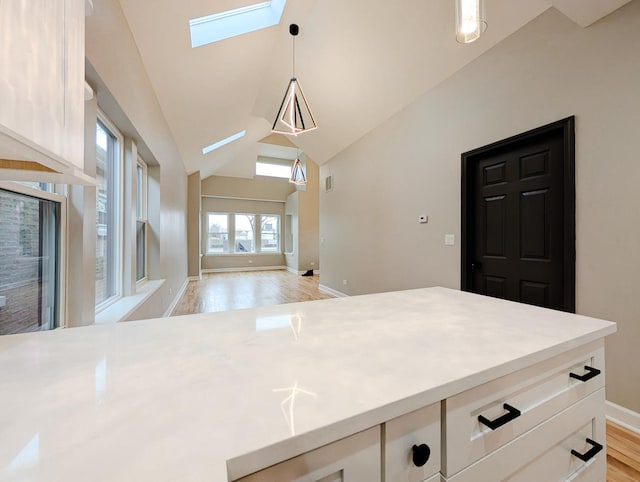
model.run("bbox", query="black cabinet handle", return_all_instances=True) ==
[412,444,431,467]
[478,403,521,430]
[569,366,601,382]
[571,438,603,462]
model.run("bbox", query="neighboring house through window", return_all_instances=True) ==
[206,212,280,255]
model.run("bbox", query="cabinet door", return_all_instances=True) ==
[237,427,381,482]
[385,403,441,482]
[0,0,84,170]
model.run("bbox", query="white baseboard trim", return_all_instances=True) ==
[188,276,200,281]
[285,267,321,276]
[606,400,640,434]
[319,284,349,298]
[163,278,189,318]
[202,266,287,274]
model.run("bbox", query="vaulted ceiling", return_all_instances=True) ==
[118,0,631,179]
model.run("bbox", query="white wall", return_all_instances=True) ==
[297,157,320,273]
[285,191,299,272]
[85,0,188,318]
[320,4,640,412]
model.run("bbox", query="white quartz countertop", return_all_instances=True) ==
[0,287,616,481]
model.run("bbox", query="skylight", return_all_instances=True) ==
[202,130,246,155]
[189,0,287,48]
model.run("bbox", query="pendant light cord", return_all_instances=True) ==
[292,35,296,78]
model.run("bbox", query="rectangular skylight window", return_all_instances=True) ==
[202,130,246,155]
[189,0,286,48]
[256,161,291,179]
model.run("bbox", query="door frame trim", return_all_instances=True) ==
[461,116,576,312]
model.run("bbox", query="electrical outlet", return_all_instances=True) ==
[342,279,347,286]
[169,288,172,296]
[310,262,315,266]
[249,259,253,264]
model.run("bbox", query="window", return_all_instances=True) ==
[206,213,280,255]
[235,214,255,253]
[207,214,229,253]
[189,0,286,48]
[95,114,122,308]
[136,158,148,282]
[260,215,279,252]
[0,186,61,335]
[256,162,291,179]
[202,130,246,155]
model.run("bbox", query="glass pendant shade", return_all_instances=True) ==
[289,157,307,185]
[272,77,317,136]
[455,0,486,43]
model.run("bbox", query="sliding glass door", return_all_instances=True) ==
[0,188,60,335]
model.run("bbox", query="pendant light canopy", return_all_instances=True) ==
[289,156,306,185]
[455,0,486,43]
[272,24,317,136]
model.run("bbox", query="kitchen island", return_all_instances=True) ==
[0,287,616,481]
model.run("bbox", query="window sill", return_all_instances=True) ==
[203,252,283,257]
[95,279,165,324]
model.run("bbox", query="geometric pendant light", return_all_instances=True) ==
[272,24,318,136]
[289,156,307,185]
[455,0,487,44]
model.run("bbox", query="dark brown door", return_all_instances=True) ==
[462,117,575,312]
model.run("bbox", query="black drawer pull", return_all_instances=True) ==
[411,444,431,467]
[478,403,521,430]
[571,438,603,462]
[569,366,601,382]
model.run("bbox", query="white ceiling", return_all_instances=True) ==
[118,0,631,179]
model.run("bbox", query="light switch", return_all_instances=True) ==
[445,234,455,246]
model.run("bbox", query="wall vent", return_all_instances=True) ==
[325,174,333,192]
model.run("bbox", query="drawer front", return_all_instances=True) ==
[237,427,381,482]
[443,340,604,476]
[445,388,606,482]
[424,474,442,482]
[385,402,441,482]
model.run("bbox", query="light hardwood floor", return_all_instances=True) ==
[607,420,640,481]
[171,271,639,480]
[171,270,333,316]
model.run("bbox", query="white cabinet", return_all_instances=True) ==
[233,342,608,482]
[385,403,441,482]
[442,339,607,482]
[443,340,605,476]
[0,0,91,184]
[237,427,382,482]
[443,389,606,482]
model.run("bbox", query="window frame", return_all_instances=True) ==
[135,156,148,284]
[95,109,124,313]
[204,212,282,256]
[0,181,68,329]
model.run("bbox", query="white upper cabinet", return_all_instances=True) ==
[0,0,92,184]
